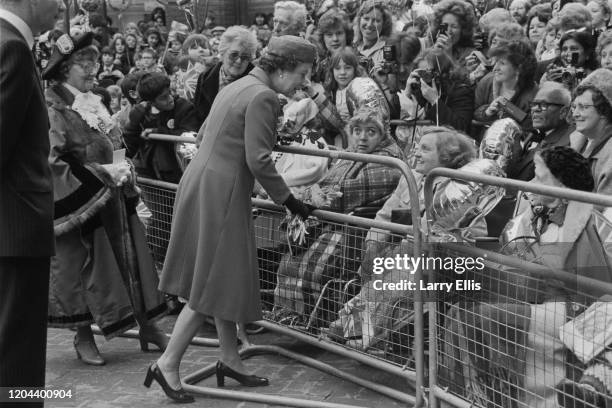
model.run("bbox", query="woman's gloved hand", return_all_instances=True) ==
[283,194,315,219]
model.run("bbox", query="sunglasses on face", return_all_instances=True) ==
[227,51,252,63]
[529,101,565,111]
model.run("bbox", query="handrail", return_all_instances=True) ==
[149,133,197,143]
[274,145,426,407]
[424,167,612,227]
[138,137,427,406]
[423,166,612,408]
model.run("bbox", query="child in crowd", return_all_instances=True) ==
[98,46,124,87]
[163,31,187,74]
[123,72,200,182]
[209,26,225,53]
[111,36,131,73]
[106,84,124,115]
[175,34,215,101]
[131,48,165,74]
[114,71,146,131]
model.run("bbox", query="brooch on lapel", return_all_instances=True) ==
[167,119,175,129]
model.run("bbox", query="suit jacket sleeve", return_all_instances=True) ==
[244,89,291,205]
[0,39,34,170]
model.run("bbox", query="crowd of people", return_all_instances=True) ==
[2,0,612,407]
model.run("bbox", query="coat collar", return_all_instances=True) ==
[0,10,34,50]
[45,84,76,110]
[249,66,273,89]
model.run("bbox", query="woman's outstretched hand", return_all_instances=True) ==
[283,194,315,219]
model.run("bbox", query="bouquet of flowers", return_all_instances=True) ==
[283,184,342,248]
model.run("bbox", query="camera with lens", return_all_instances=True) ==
[410,68,438,92]
[377,44,398,75]
[473,28,488,51]
[438,22,449,37]
[553,52,586,84]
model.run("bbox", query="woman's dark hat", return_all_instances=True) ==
[42,31,94,80]
[266,35,317,64]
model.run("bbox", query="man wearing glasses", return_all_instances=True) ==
[513,82,573,181]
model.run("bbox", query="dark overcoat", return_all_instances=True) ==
[159,67,291,322]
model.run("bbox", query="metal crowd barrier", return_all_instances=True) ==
[423,168,612,408]
[136,134,427,407]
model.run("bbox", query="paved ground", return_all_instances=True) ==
[44,316,415,408]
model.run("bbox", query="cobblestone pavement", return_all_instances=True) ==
[44,316,414,408]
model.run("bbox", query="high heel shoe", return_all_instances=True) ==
[143,363,194,403]
[139,325,169,352]
[215,361,269,387]
[74,335,105,366]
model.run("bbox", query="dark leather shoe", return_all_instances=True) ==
[215,360,269,387]
[144,363,194,403]
[74,335,105,366]
[139,325,169,352]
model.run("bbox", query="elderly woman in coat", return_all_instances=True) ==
[272,107,403,326]
[193,26,258,123]
[441,146,612,408]
[147,36,317,403]
[42,32,168,367]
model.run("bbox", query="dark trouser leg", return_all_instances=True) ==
[0,257,50,408]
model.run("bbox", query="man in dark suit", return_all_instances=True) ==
[512,82,574,181]
[0,0,62,406]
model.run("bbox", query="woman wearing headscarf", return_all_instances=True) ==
[42,32,168,366]
[145,36,317,403]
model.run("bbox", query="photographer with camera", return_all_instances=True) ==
[428,0,477,67]
[400,48,474,132]
[474,40,538,129]
[370,32,422,120]
[466,22,526,85]
[540,29,597,90]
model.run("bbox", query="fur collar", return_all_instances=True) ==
[45,84,75,111]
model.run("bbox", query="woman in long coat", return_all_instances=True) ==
[42,32,168,366]
[145,36,317,403]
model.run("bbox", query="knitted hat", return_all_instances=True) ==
[266,35,317,64]
[539,146,594,192]
[578,68,612,108]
